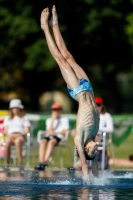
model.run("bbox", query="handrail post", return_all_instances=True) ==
[101,132,106,172]
[26,132,30,169]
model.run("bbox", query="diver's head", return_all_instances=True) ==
[84,142,98,160]
[76,142,98,160]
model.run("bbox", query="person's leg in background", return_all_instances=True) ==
[14,136,25,171]
[34,139,48,170]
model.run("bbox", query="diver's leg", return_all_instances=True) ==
[41,8,79,89]
[50,5,90,81]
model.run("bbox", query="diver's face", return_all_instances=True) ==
[85,144,97,158]
[88,148,96,158]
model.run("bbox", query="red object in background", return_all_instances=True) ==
[0,119,4,133]
[94,97,103,105]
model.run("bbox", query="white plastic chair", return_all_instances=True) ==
[37,130,73,168]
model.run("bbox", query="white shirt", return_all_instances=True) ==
[4,115,31,134]
[46,117,70,139]
[99,112,114,134]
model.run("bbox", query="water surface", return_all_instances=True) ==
[0,169,133,199]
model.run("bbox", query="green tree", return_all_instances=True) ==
[0,0,133,112]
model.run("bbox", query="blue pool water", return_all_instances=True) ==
[0,169,133,199]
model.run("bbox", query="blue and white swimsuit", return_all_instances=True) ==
[67,78,93,99]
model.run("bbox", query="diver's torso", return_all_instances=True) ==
[75,91,99,139]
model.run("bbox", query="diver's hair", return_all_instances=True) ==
[9,109,25,119]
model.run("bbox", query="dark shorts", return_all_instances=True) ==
[42,135,61,145]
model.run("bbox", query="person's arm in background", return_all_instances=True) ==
[46,118,55,135]
[71,129,76,138]
[46,110,61,134]
[47,118,54,133]
[21,126,30,137]
[21,115,31,137]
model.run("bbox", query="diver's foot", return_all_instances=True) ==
[41,8,50,30]
[49,5,58,27]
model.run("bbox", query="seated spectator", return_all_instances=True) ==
[34,102,70,170]
[95,97,114,141]
[3,99,31,172]
[95,97,114,169]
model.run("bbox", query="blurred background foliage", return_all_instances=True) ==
[0,0,133,113]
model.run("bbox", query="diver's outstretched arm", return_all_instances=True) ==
[40,8,79,89]
[49,5,90,81]
[74,131,90,183]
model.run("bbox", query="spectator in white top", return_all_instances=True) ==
[95,97,114,140]
[34,102,70,170]
[95,97,114,169]
[3,99,31,172]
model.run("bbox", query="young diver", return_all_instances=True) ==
[40,5,99,183]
